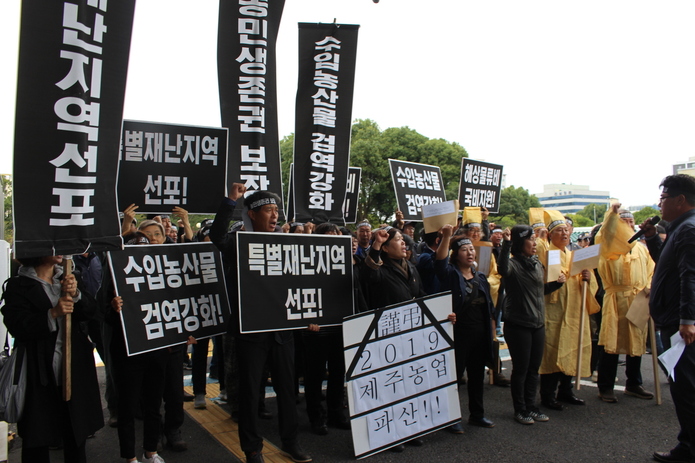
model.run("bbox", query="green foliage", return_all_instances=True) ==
[2,175,12,244]
[633,206,660,225]
[576,203,607,224]
[280,119,469,224]
[488,186,542,226]
[566,213,594,227]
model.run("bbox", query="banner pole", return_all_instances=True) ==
[575,280,588,390]
[62,256,73,401]
[649,317,662,405]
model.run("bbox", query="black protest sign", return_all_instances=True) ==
[388,159,447,222]
[236,232,354,333]
[13,0,135,258]
[343,294,461,458]
[292,23,359,225]
[457,158,504,213]
[108,243,230,356]
[118,120,228,214]
[217,1,286,220]
[343,167,362,224]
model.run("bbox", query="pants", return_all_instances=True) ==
[504,322,544,413]
[21,400,86,463]
[597,352,643,392]
[236,333,298,454]
[163,346,185,436]
[454,324,487,420]
[540,372,574,402]
[661,326,695,459]
[302,330,346,425]
[111,341,168,459]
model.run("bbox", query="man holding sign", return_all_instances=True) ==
[210,185,312,463]
[594,204,655,403]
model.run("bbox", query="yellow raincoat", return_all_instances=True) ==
[537,242,600,377]
[595,210,654,356]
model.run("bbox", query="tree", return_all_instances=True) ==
[281,119,469,224]
[488,185,542,226]
[566,213,594,227]
[633,206,660,226]
[1,175,11,244]
[576,203,607,224]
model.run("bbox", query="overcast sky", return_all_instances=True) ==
[3,1,695,209]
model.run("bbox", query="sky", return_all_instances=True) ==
[3,0,695,210]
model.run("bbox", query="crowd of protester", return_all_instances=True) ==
[6,175,694,463]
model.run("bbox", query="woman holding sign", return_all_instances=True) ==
[435,224,496,430]
[497,226,565,425]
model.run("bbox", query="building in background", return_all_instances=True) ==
[535,183,612,214]
[673,157,695,177]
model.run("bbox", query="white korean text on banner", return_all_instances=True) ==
[118,120,229,214]
[388,159,446,222]
[12,0,136,258]
[343,293,461,458]
[458,158,504,213]
[343,167,362,224]
[107,243,230,356]
[292,23,359,226]
[236,232,354,333]
[217,0,286,220]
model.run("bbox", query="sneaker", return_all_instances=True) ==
[218,389,228,401]
[624,385,654,400]
[528,408,549,422]
[107,411,118,428]
[142,453,165,463]
[245,451,265,463]
[164,429,188,452]
[514,412,534,425]
[598,389,618,403]
[194,394,207,409]
[591,370,598,383]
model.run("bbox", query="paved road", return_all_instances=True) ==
[6,353,681,463]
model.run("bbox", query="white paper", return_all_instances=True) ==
[658,332,687,381]
[547,250,561,266]
[422,200,456,218]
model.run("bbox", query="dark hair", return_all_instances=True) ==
[510,225,534,257]
[449,236,473,265]
[339,227,352,236]
[423,231,439,246]
[244,190,282,211]
[314,223,340,235]
[289,223,304,233]
[379,227,402,256]
[661,174,695,206]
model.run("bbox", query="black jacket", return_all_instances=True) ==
[1,273,103,448]
[647,208,695,329]
[496,240,563,329]
[361,247,426,310]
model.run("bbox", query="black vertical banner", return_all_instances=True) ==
[293,23,359,226]
[343,167,361,224]
[12,0,135,258]
[217,0,286,220]
[286,163,295,221]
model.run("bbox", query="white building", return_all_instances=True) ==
[535,183,611,214]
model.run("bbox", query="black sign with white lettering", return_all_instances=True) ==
[108,243,230,356]
[118,120,229,214]
[13,0,135,258]
[388,159,446,222]
[236,232,354,333]
[217,1,286,220]
[343,167,362,224]
[457,158,503,213]
[292,23,359,225]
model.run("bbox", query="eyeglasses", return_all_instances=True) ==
[659,195,677,203]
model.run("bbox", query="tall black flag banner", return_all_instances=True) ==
[343,167,361,224]
[457,158,503,213]
[293,23,359,225]
[13,0,135,258]
[118,120,229,214]
[218,0,286,220]
[388,159,446,222]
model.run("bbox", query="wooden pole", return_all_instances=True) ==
[62,257,72,401]
[649,317,662,405]
[575,280,588,390]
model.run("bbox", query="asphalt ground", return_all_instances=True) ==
[5,347,682,463]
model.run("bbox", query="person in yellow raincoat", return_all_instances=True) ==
[594,204,655,403]
[536,210,600,410]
